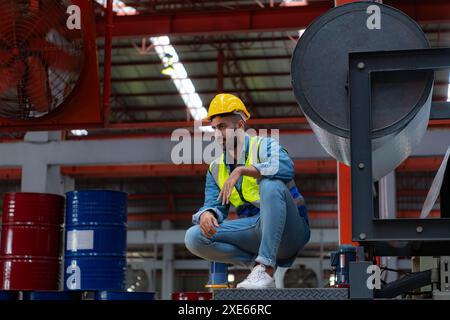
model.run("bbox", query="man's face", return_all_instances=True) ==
[211,115,245,151]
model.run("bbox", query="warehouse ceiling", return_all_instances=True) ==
[84,0,450,139]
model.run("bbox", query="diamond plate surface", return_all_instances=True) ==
[213,288,349,300]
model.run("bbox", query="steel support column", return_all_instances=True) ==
[161,220,174,300]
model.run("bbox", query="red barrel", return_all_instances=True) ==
[0,192,64,290]
[172,292,213,300]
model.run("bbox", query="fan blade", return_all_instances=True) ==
[0,60,26,95]
[26,57,50,113]
[0,52,12,66]
[18,1,66,42]
[0,3,16,44]
[30,39,80,72]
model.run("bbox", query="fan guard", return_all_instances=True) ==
[0,0,84,120]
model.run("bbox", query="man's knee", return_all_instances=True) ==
[185,225,209,255]
[259,178,286,198]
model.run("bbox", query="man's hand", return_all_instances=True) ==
[217,166,242,205]
[199,211,219,238]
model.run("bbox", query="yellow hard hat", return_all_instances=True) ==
[204,93,251,121]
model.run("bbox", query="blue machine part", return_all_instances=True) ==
[22,291,81,300]
[206,261,229,288]
[331,245,357,287]
[94,291,155,301]
[64,190,128,291]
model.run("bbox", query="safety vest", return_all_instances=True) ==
[209,136,305,210]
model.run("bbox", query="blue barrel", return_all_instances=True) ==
[94,291,155,301]
[0,291,18,300]
[22,291,81,300]
[64,190,128,291]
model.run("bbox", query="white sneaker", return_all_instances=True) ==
[236,264,275,289]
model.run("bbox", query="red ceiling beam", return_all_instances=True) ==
[127,190,431,200]
[60,159,332,178]
[99,37,296,50]
[105,117,450,130]
[107,116,308,129]
[129,193,203,200]
[102,54,291,67]
[0,168,21,180]
[96,1,450,38]
[112,101,297,113]
[396,156,445,172]
[384,0,450,24]
[109,78,449,88]
[96,4,333,38]
[68,129,312,141]
[128,211,339,222]
[57,156,444,179]
[113,87,293,98]
[0,157,445,181]
[111,100,447,115]
[127,210,441,221]
[99,30,449,51]
[114,88,448,99]
[109,72,291,83]
[61,164,207,178]
[125,190,427,199]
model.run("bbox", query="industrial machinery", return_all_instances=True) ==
[290,1,450,299]
[205,261,230,289]
[213,1,450,301]
[330,245,357,288]
[0,0,102,131]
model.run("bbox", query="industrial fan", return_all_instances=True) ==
[0,0,102,130]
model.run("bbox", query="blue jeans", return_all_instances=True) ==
[185,179,311,268]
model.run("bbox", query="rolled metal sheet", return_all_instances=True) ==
[291,2,434,180]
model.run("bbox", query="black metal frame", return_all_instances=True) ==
[348,48,450,256]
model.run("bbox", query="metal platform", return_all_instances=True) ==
[213,288,349,300]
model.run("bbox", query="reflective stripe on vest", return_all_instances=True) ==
[209,136,261,208]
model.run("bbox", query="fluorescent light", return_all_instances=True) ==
[71,129,88,136]
[280,0,308,7]
[96,0,137,16]
[97,2,213,132]
[150,36,213,132]
[298,29,306,38]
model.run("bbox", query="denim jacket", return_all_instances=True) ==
[192,134,295,224]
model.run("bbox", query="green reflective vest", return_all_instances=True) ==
[209,136,304,209]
